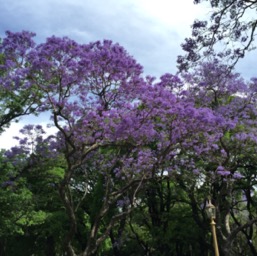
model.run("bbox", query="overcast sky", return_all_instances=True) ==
[0,0,256,149]
[0,0,212,77]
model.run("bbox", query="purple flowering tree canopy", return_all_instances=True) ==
[2,31,257,255]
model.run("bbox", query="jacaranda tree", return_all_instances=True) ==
[1,31,257,256]
[179,58,257,256]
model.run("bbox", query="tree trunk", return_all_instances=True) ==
[45,236,56,256]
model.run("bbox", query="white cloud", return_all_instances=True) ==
[134,0,208,28]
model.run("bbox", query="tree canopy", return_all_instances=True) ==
[1,29,257,256]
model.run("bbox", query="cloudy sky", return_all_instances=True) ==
[0,0,212,76]
[0,0,256,149]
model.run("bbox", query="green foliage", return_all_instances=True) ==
[0,150,68,255]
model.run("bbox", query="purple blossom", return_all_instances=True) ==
[1,180,15,188]
[217,166,231,176]
[193,169,200,175]
[233,172,244,179]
